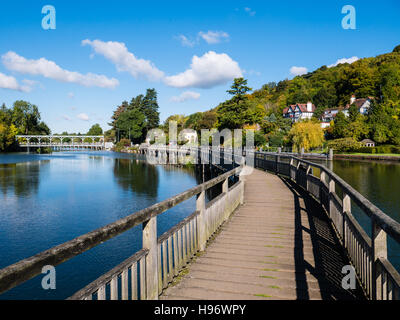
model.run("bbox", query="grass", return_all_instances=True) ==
[260,275,277,279]
[254,294,272,298]
[263,268,279,272]
[341,153,400,157]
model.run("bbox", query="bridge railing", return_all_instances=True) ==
[250,150,400,300]
[0,148,244,300]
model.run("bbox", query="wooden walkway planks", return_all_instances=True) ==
[160,168,366,300]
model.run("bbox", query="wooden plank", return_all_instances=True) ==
[131,264,138,300]
[110,276,118,300]
[121,269,128,300]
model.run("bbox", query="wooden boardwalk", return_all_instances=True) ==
[161,168,366,300]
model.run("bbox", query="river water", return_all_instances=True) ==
[1,152,399,299]
[317,159,400,274]
[0,151,200,299]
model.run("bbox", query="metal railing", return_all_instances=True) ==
[250,150,400,300]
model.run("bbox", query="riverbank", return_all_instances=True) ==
[334,153,400,162]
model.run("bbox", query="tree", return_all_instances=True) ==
[332,111,351,139]
[288,120,325,152]
[87,123,103,136]
[142,89,160,130]
[226,77,252,102]
[217,78,254,129]
[115,107,146,142]
[0,123,17,151]
[12,100,43,134]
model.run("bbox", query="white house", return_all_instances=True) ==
[179,129,198,145]
[320,95,373,127]
[283,102,315,122]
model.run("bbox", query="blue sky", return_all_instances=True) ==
[0,0,399,133]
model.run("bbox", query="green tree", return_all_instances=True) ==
[332,112,351,139]
[115,107,146,142]
[12,100,43,134]
[226,77,252,102]
[217,78,253,129]
[142,88,160,130]
[87,123,103,136]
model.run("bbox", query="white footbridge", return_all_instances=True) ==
[16,135,106,151]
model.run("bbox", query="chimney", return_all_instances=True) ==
[307,101,313,112]
[350,95,356,104]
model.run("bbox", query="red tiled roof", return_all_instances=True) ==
[287,103,316,113]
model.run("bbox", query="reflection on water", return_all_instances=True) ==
[113,159,158,197]
[0,152,199,300]
[0,161,47,197]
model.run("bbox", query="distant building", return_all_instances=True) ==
[320,95,373,127]
[283,102,315,122]
[361,139,375,147]
[179,129,198,144]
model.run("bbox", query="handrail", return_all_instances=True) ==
[250,150,400,300]
[0,159,242,296]
[289,156,400,243]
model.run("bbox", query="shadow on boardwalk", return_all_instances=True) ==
[279,176,366,300]
[161,169,366,300]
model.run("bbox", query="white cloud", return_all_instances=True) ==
[170,91,201,103]
[77,113,89,121]
[290,66,308,76]
[68,92,74,99]
[244,7,256,16]
[164,51,242,89]
[82,39,164,81]
[62,115,72,121]
[0,72,31,92]
[328,56,359,68]
[198,31,229,44]
[176,35,196,47]
[2,51,119,89]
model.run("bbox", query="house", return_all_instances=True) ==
[283,102,315,122]
[320,95,373,127]
[346,95,373,115]
[179,129,198,144]
[361,139,375,147]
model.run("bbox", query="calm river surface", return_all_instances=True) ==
[0,151,200,299]
[1,152,400,299]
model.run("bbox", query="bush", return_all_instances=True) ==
[113,138,131,152]
[327,138,361,153]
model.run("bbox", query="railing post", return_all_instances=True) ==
[142,217,158,300]
[329,148,334,161]
[328,177,335,219]
[342,193,351,246]
[222,177,229,220]
[372,220,388,300]
[305,165,311,192]
[197,190,207,251]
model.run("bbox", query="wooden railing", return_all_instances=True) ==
[250,150,400,300]
[0,148,244,300]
